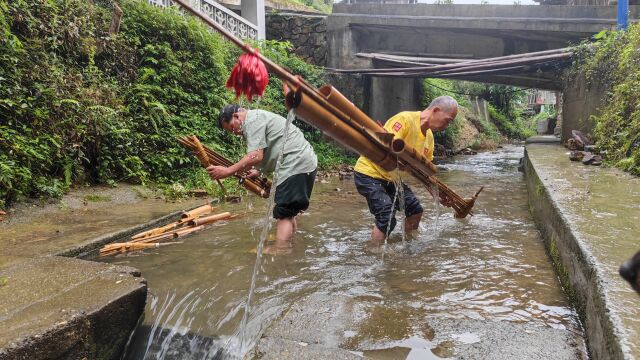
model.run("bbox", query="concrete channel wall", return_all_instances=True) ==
[523,143,637,360]
[560,73,608,143]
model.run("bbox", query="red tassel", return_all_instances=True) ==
[226,50,269,101]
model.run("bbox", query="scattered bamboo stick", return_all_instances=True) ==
[130,203,213,241]
[131,216,193,240]
[181,203,214,219]
[100,242,184,256]
[100,208,235,256]
[188,212,232,226]
[134,225,206,244]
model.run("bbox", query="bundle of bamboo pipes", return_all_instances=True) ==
[99,203,235,256]
[170,0,481,218]
[177,135,271,198]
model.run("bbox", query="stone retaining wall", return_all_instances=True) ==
[266,13,327,66]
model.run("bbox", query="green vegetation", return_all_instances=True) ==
[421,78,535,148]
[297,0,332,13]
[487,104,535,140]
[0,0,348,208]
[268,0,332,13]
[571,25,640,175]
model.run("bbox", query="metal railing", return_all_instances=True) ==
[147,0,258,40]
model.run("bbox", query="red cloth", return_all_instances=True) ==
[226,51,269,100]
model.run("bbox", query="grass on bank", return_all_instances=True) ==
[571,25,640,175]
[422,78,536,149]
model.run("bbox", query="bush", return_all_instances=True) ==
[487,104,534,140]
[0,0,345,208]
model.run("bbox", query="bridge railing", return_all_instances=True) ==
[147,0,259,40]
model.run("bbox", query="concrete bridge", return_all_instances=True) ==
[326,4,640,120]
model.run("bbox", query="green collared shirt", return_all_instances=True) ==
[242,110,317,186]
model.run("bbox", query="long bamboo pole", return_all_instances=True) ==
[334,53,572,75]
[367,63,560,78]
[363,48,574,68]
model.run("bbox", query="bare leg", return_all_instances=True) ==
[405,212,422,233]
[371,225,386,247]
[276,217,295,247]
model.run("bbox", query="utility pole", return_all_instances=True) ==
[242,0,266,39]
[617,0,629,30]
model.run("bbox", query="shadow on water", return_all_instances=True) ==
[100,146,582,359]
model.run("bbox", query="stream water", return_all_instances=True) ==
[99,145,583,359]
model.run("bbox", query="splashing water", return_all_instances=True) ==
[380,164,406,261]
[236,109,296,357]
[381,182,399,261]
[431,182,441,240]
[395,167,406,245]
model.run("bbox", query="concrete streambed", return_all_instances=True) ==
[98,146,587,360]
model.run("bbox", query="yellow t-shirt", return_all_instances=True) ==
[353,111,434,181]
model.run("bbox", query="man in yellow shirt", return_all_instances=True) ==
[354,96,458,245]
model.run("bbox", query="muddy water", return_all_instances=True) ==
[99,146,582,359]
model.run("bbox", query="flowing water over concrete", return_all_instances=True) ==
[0,185,202,269]
[99,146,585,359]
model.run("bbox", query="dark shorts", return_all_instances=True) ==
[273,170,317,219]
[354,171,423,234]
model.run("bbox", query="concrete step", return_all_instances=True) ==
[0,256,147,360]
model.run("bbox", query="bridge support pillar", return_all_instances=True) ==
[242,0,265,39]
[367,77,423,123]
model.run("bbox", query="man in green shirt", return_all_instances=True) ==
[208,104,318,252]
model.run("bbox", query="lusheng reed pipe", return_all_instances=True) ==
[319,85,385,133]
[169,0,480,218]
[390,138,439,177]
[286,88,397,171]
[177,136,271,198]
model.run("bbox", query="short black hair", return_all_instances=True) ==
[218,104,241,129]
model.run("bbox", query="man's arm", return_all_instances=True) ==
[207,149,264,180]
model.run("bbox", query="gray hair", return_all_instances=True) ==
[428,96,458,113]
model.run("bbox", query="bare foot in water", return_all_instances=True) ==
[249,244,293,255]
[262,244,293,255]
